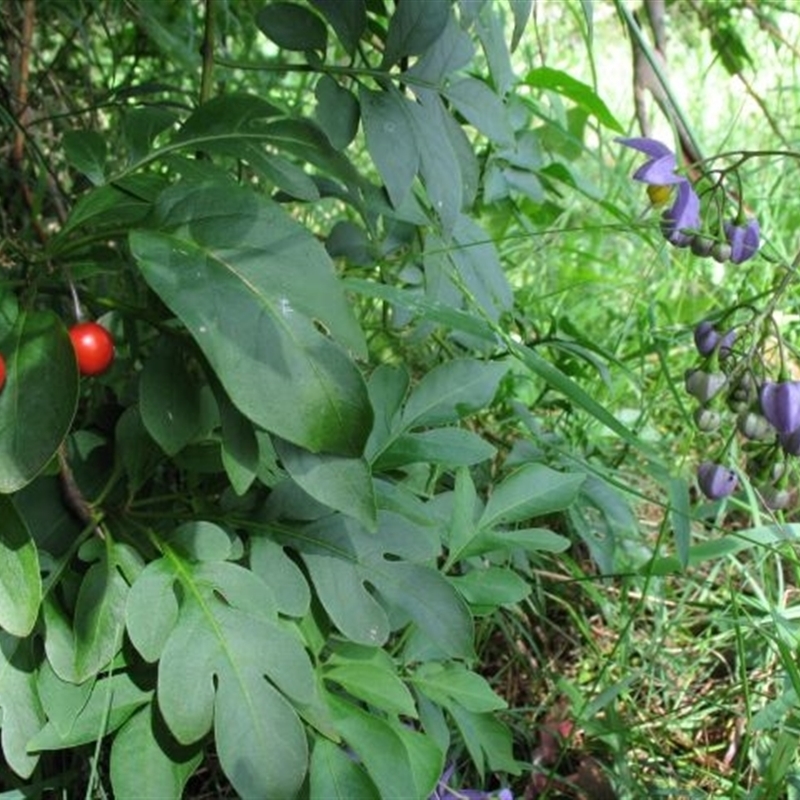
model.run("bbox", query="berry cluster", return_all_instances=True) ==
[0,320,114,395]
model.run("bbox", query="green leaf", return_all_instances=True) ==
[173,95,282,144]
[383,0,451,67]
[215,387,259,496]
[310,738,378,800]
[473,527,571,555]
[53,175,163,245]
[130,181,372,456]
[323,660,417,717]
[449,567,532,609]
[73,554,128,682]
[406,92,462,230]
[374,428,496,470]
[288,514,473,658]
[359,86,419,210]
[480,464,584,528]
[446,468,481,563]
[364,364,410,461]
[424,216,513,325]
[344,278,497,344]
[510,0,533,51]
[36,659,92,739]
[315,76,360,150]
[276,439,377,531]
[115,405,162,497]
[127,550,317,798]
[63,130,107,185]
[308,0,366,55]
[250,536,310,618]
[327,693,443,798]
[524,67,623,133]
[404,13,475,83]
[447,704,520,779]
[42,542,132,684]
[444,77,514,145]
[140,340,206,457]
[122,107,178,163]
[0,497,41,636]
[410,662,507,713]
[110,703,203,800]
[0,311,78,493]
[29,671,150,750]
[402,358,509,429]
[669,476,692,569]
[256,2,328,52]
[0,635,44,778]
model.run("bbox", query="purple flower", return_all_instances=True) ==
[760,381,800,434]
[724,218,760,264]
[661,180,701,247]
[697,461,738,500]
[617,137,686,185]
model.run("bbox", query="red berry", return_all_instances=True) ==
[69,322,115,376]
[0,353,5,392]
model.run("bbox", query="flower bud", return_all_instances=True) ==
[693,321,719,356]
[725,218,760,264]
[761,484,793,511]
[685,369,727,403]
[693,321,735,359]
[711,242,732,263]
[736,411,774,441]
[690,234,716,257]
[728,373,757,409]
[694,406,722,432]
[697,461,738,500]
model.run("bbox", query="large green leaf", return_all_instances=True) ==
[125,542,319,799]
[0,497,41,637]
[286,513,474,658]
[0,311,78,493]
[130,181,372,456]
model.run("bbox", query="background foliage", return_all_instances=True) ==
[3,0,800,798]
